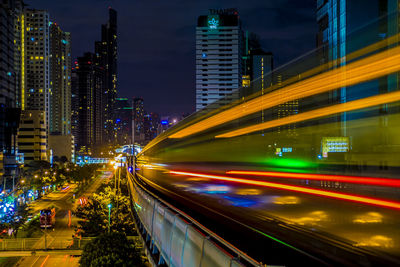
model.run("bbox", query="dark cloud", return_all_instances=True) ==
[26,0,316,115]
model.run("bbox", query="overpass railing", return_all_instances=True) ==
[0,237,93,251]
[127,171,263,267]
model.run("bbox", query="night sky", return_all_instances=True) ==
[26,0,316,116]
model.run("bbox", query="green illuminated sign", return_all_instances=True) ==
[207,15,219,29]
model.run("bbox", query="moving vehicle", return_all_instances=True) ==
[39,208,55,228]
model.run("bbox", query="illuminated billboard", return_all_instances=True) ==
[322,137,349,158]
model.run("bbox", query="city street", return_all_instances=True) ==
[14,170,112,267]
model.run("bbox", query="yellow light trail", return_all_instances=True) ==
[252,32,400,101]
[140,36,400,154]
[169,45,400,139]
[216,90,400,138]
[170,171,400,210]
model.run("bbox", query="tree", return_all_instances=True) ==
[70,164,100,185]
[80,232,145,267]
[75,186,136,237]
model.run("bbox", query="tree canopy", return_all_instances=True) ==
[75,185,135,237]
[80,232,145,267]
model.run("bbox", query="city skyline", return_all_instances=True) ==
[25,0,316,115]
[1,1,400,266]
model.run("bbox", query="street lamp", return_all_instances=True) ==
[107,203,112,233]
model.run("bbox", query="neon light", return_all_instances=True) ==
[207,17,219,29]
[169,171,400,210]
[226,170,400,188]
[216,90,400,138]
[264,158,315,168]
[169,46,400,139]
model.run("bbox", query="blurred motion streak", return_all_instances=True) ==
[284,211,328,226]
[169,171,400,210]
[226,170,400,187]
[353,212,383,224]
[275,32,400,93]
[355,235,394,248]
[273,196,300,205]
[169,45,400,139]
[216,90,400,137]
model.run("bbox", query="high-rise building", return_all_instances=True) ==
[315,0,398,167]
[132,97,144,144]
[49,22,71,135]
[0,1,24,183]
[74,53,105,154]
[0,0,18,154]
[95,8,117,145]
[70,69,78,144]
[21,9,50,128]
[13,0,24,109]
[243,51,273,97]
[149,112,160,140]
[316,0,397,126]
[195,8,243,112]
[251,53,273,85]
[114,98,132,145]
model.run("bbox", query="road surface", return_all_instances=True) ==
[14,170,113,267]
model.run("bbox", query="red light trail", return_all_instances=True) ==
[226,170,400,188]
[170,170,400,210]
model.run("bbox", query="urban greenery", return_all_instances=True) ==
[0,163,101,236]
[75,174,136,237]
[80,232,145,267]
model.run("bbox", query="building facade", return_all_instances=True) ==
[95,8,117,145]
[114,98,132,146]
[316,0,399,169]
[49,22,71,135]
[0,0,18,155]
[17,110,47,162]
[73,52,105,155]
[132,97,144,144]
[48,134,74,162]
[22,9,50,128]
[195,9,243,112]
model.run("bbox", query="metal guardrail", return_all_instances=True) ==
[0,237,93,251]
[127,170,263,267]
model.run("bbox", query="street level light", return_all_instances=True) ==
[107,204,112,233]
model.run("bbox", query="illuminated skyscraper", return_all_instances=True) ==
[132,97,144,144]
[0,1,18,153]
[195,8,243,111]
[95,8,118,145]
[316,0,398,167]
[22,9,50,128]
[74,53,105,154]
[70,69,78,144]
[49,23,71,135]
[0,1,23,181]
[316,0,395,102]
[115,98,132,145]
